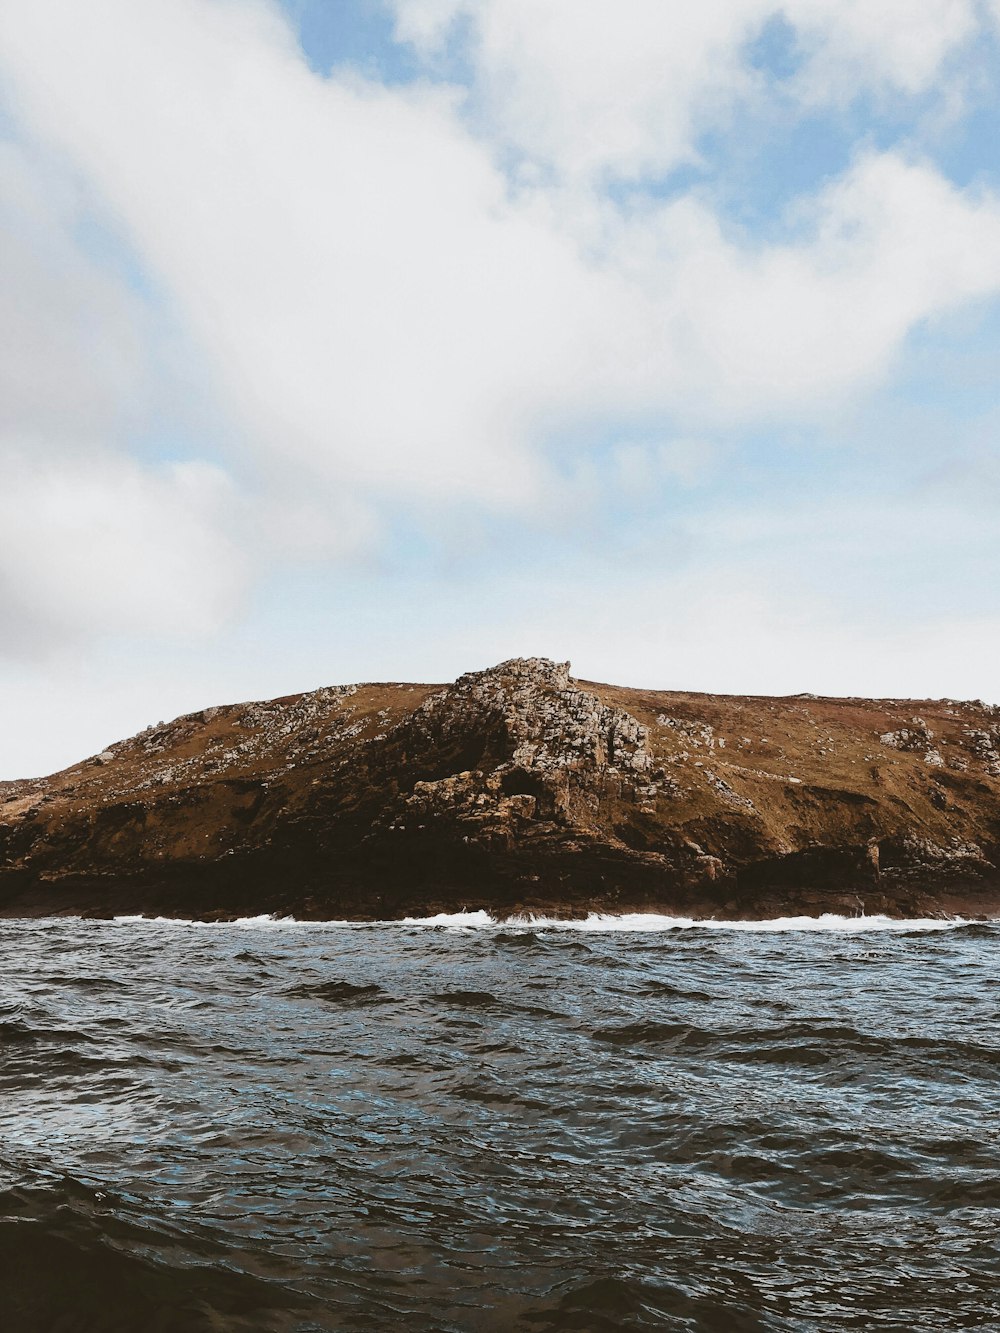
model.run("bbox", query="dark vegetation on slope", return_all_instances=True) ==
[1,658,999,919]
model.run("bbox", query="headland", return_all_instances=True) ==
[2,658,998,920]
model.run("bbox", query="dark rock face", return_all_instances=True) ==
[1,658,999,920]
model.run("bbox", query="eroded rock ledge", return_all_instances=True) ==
[1,657,999,920]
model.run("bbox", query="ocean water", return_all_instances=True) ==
[1,912,998,1332]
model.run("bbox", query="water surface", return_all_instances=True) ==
[1,912,998,1330]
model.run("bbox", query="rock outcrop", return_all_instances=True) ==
[1,657,999,919]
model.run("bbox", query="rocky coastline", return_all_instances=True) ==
[1,657,999,921]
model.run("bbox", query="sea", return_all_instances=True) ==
[1,911,998,1332]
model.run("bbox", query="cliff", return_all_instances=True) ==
[1,657,999,920]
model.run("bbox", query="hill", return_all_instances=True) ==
[1,657,998,919]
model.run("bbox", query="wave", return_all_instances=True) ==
[110,913,335,928]
[399,909,980,933]
[109,914,371,930]
[0,1174,301,1332]
[284,979,385,1004]
[12,907,976,934]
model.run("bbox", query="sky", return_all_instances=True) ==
[1,0,1000,778]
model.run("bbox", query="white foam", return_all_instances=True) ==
[400,909,974,933]
[110,912,360,929]
[100,909,982,933]
[400,910,495,929]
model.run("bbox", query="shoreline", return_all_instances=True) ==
[3,903,996,930]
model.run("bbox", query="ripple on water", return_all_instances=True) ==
[0,913,997,1331]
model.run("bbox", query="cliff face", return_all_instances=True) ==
[2,657,999,919]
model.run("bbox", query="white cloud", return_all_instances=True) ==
[0,126,249,659]
[648,151,1000,418]
[787,0,977,103]
[391,0,981,183]
[0,140,150,439]
[394,0,769,183]
[0,452,248,653]
[0,0,592,506]
[1,0,998,488]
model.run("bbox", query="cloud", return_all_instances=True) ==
[0,0,580,507]
[393,0,769,183]
[0,452,248,655]
[787,0,977,103]
[0,126,249,659]
[0,0,999,717]
[2,0,999,485]
[649,151,1000,418]
[390,0,981,183]
[0,140,150,439]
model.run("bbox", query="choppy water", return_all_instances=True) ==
[1,912,999,1332]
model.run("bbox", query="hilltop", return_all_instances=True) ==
[1,657,998,920]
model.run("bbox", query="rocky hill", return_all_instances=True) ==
[1,657,999,920]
